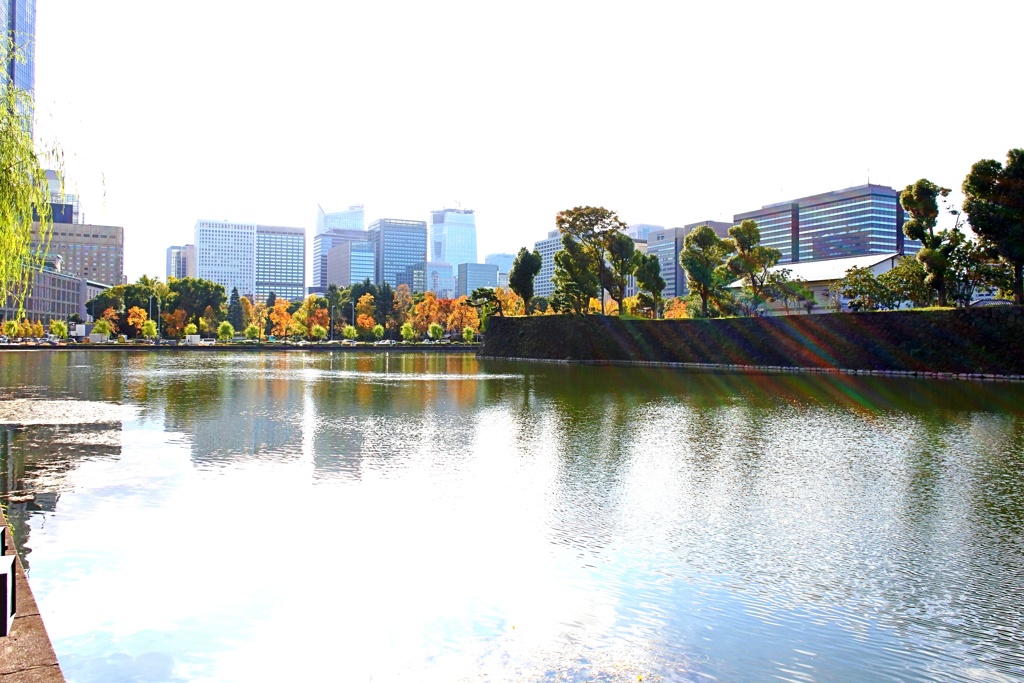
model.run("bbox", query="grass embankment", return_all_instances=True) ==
[479,307,1024,375]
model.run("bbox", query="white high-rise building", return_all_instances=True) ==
[195,220,305,303]
[430,208,477,267]
[533,230,562,298]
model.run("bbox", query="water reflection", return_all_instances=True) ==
[0,351,1022,682]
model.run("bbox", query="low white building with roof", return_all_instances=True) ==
[728,253,903,315]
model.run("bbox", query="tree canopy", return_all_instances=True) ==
[508,247,542,314]
[962,148,1024,304]
[680,225,735,318]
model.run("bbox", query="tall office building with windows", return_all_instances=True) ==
[2,0,36,121]
[313,229,368,289]
[166,244,196,280]
[734,184,915,263]
[316,204,364,235]
[533,230,563,298]
[195,220,305,303]
[367,218,427,288]
[430,208,477,267]
[35,223,125,286]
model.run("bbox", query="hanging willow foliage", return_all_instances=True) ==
[0,39,58,319]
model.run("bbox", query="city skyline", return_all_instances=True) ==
[29,1,1023,284]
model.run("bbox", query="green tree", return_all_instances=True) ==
[183,322,198,336]
[245,323,261,341]
[632,252,666,318]
[765,268,812,315]
[830,266,895,311]
[945,237,1010,306]
[901,179,958,307]
[400,321,416,342]
[555,206,627,313]
[91,319,113,336]
[168,277,226,324]
[551,234,599,315]
[49,319,68,339]
[375,282,394,329]
[310,324,328,341]
[962,148,1024,305]
[601,232,636,315]
[372,324,385,340]
[227,287,243,331]
[680,225,735,318]
[141,319,158,340]
[428,322,445,340]
[2,320,18,336]
[217,321,235,341]
[726,219,781,314]
[343,324,358,340]
[878,257,932,309]
[508,247,543,314]
[462,326,475,343]
[0,48,56,319]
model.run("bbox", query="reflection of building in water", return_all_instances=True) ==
[1,422,123,568]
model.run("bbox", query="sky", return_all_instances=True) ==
[31,0,1024,285]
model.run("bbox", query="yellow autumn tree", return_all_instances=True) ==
[269,299,292,338]
[127,306,148,335]
[411,291,441,336]
[446,296,480,332]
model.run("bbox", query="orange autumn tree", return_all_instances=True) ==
[392,284,413,328]
[411,291,441,336]
[162,309,187,337]
[101,307,120,334]
[269,299,292,338]
[663,297,688,319]
[355,293,376,334]
[126,306,148,337]
[446,295,480,333]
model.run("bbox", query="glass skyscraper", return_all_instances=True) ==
[734,184,916,263]
[430,208,477,267]
[2,0,35,95]
[316,205,364,235]
[367,218,427,288]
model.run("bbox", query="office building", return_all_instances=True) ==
[195,220,305,303]
[43,170,82,224]
[424,262,455,299]
[1,0,36,131]
[166,244,196,280]
[627,224,663,241]
[367,219,427,288]
[430,208,477,267]
[1,256,87,326]
[326,241,375,288]
[35,223,125,286]
[456,263,498,297]
[316,204,364,235]
[533,230,563,298]
[734,184,915,263]
[255,225,305,302]
[313,228,368,289]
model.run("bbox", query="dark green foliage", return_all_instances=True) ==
[878,257,932,309]
[901,179,957,306]
[530,296,550,313]
[679,225,735,318]
[509,247,542,313]
[555,206,627,313]
[601,232,636,315]
[551,234,599,315]
[227,287,243,331]
[726,219,781,312]
[376,282,394,327]
[168,277,226,324]
[962,149,1024,304]
[633,252,665,318]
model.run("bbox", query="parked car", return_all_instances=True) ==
[341,339,357,346]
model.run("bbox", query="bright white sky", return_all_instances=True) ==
[32,0,1023,285]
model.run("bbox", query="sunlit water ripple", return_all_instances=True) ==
[0,350,1022,682]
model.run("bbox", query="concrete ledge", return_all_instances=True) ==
[0,512,63,682]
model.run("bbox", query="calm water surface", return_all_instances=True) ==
[1,350,1023,682]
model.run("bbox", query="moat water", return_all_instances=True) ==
[1,350,1022,682]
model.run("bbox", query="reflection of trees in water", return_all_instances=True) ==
[0,422,122,568]
[0,351,129,403]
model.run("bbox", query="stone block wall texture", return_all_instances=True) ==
[480,308,1024,375]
